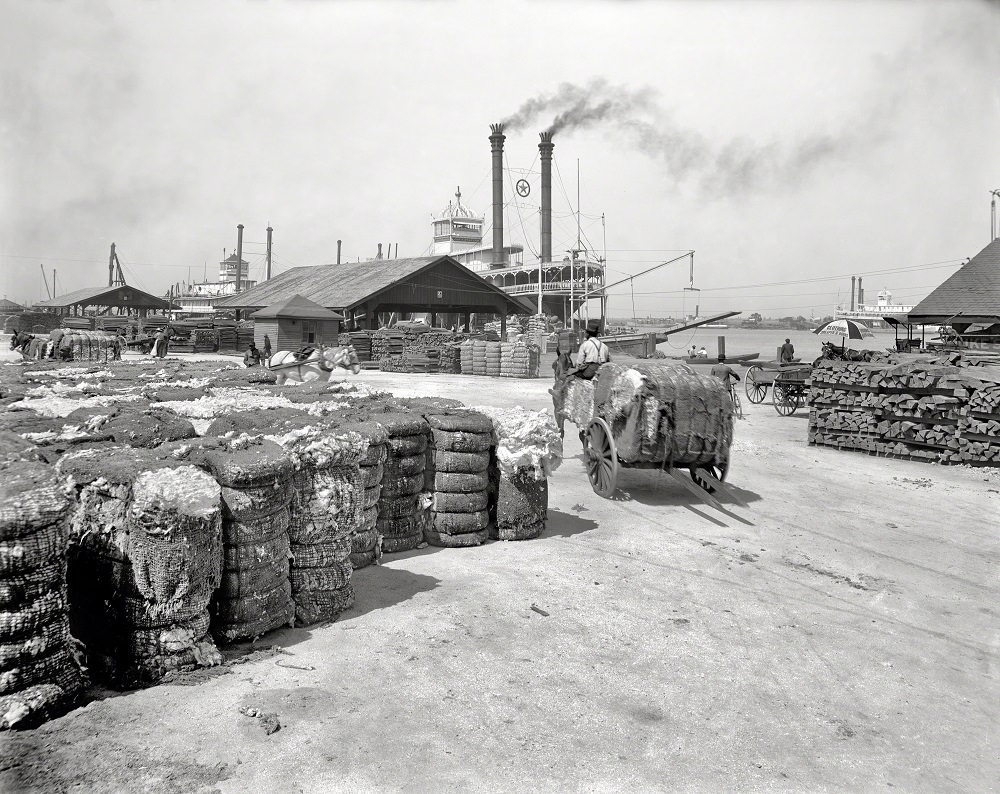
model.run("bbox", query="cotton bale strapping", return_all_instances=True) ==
[423,411,495,548]
[59,448,225,687]
[267,424,366,626]
[371,414,431,554]
[324,419,388,569]
[0,461,83,728]
[596,363,734,466]
[186,437,295,642]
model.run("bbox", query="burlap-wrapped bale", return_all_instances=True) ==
[267,424,366,626]
[60,450,224,688]
[188,438,295,642]
[469,406,561,541]
[472,340,487,376]
[372,414,430,554]
[0,461,82,728]
[596,363,734,466]
[64,404,197,448]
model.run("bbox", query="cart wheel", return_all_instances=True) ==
[586,418,619,498]
[691,460,729,493]
[773,383,797,415]
[744,365,768,404]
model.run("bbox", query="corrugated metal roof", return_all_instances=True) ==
[909,239,1000,323]
[216,255,534,314]
[34,285,169,310]
[250,294,345,320]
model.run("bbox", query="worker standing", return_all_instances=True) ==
[710,354,740,385]
[571,319,611,380]
[780,338,795,363]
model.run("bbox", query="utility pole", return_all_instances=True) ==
[265,225,273,281]
[235,224,244,293]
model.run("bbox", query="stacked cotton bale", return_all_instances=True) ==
[425,412,494,547]
[347,421,388,568]
[189,440,295,642]
[485,342,502,377]
[58,448,223,687]
[471,407,563,541]
[1,462,83,728]
[376,414,431,554]
[472,340,488,376]
[499,342,539,379]
[277,425,366,625]
[64,404,197,448]
[459,340,474,374]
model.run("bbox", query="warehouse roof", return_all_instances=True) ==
[34,285,169,310]
[216,255,534,314]
[909,238,1000,324]
[250,294,344,320]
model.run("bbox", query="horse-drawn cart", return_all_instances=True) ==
[553,362,740,509]
[743,361,813,415]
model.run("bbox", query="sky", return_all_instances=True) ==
[2,0,998,320]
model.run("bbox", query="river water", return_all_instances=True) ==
[654,326,900,362]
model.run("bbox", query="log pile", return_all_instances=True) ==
[371,329,404,360]
[808,359,1000,466]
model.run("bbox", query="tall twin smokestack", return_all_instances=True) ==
[538,131,554,263]
[489,123,505,267]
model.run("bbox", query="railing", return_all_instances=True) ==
[500,282,606,295]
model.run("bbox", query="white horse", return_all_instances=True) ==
[266,345,362,385]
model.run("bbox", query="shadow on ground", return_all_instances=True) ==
[543,508,599,538]
[341,563,440,621]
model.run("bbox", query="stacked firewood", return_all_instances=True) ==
[809,359,1000,466]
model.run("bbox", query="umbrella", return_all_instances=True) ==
[812,318,874,340]
[812,318,874,350]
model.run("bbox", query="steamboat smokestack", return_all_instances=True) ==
[850,276,856,312]
[539,131,554,263]
[856,276,863,307]
[490,123,506,267]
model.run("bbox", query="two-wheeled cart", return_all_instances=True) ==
[553,362,743,510]
[743,361,813,415]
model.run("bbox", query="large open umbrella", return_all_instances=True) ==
[812,318,874,349]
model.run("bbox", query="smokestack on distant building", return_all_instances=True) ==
[490,123,506,267]
[235,224,244,294]
[337,240,342,265]
[850,276,856,311]
[539,131,554,263]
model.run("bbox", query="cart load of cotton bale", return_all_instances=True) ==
[423,411,495,548]
[183,437,295,642]
[470,406,562,541]
[0,461,84,729]
[594,362,734,466]
[57,447,223,688]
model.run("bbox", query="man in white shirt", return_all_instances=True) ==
[572,319,611,380]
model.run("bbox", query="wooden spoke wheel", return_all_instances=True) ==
[586,417,619,498]
[773,382,798,415]
[744,365,768,404]
[690,460,729,493]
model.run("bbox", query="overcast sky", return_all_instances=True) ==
[2,0,998,319]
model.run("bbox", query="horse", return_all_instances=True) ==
[266,344,361,385]
[549,346,576,439]
[814,341,874,364]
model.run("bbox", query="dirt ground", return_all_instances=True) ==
[1,354,998,792]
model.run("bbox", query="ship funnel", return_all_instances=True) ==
[850,276,856,311]
[490,123,506,267]
[857,276,864,307]
[539,131,554,263]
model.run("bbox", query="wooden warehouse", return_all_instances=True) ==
[34,285,169,316]
[216,255,535,334]
[250,294,344,351]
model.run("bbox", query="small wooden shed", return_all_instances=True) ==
[250,294,345,352]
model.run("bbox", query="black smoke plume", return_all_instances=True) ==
[502,78,881,193]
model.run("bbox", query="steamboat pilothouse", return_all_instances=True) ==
[430,125,607,324]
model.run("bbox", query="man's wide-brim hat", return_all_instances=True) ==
[586,319,601,334]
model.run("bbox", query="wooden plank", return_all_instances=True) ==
[694,470,750,509]
[667,468,724,511]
